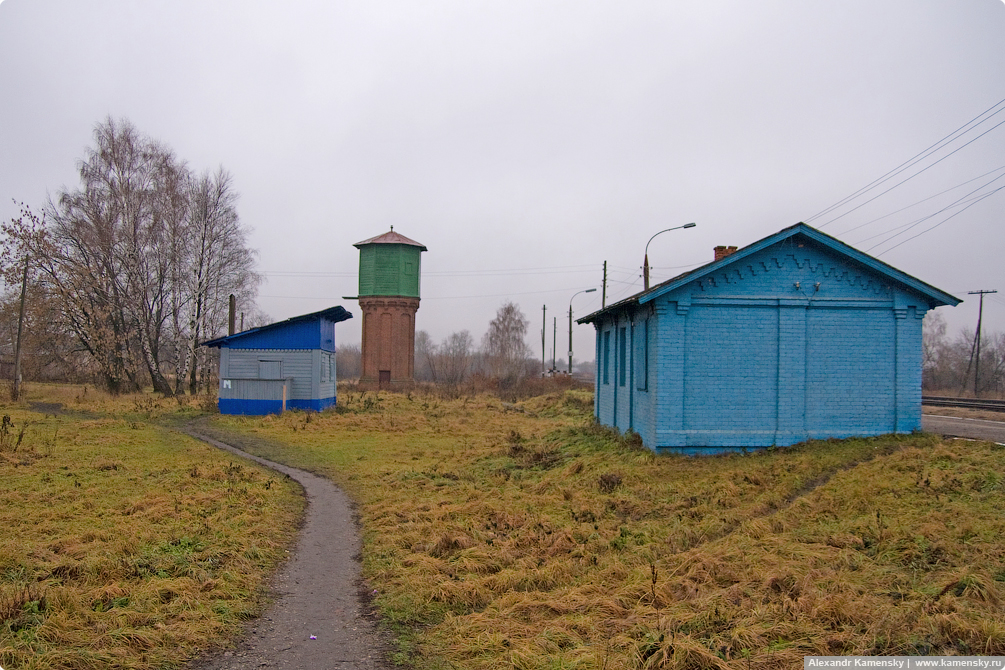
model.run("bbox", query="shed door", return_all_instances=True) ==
[259,360,282,379]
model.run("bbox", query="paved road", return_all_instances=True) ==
[183,428,392,670]
[922,414,1005,444]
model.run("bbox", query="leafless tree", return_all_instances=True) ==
[439,330,473,385]
[922,311,950,389]
[335,342,362,380]
[922,311,1005,396]
[414,330,437,382]
[177,169,259,395]
[0,276,84,382]
[1,118,260,395]
[413,330,476,386]
[0,204,89,389]
[482,301,531,384]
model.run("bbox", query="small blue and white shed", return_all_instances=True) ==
[203,306,352,415]
[578,223,960,454]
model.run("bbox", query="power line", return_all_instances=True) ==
[816,114,1005,228]
[858,169,1005,248]
[423,286,597,300]
[853,186,996,246]
[261,284,600,302]
[262,271,355,277]
[606,277,643,304]
[870,184,1005,256]
[807,96,1005,225]
[832,163,1005,237]
[262,263,601,279]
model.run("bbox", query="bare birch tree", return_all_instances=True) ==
[2,117,260,395]
[482,302,531,384]
[414,330,437,382]
[178,169,258,394]
[439,330,473,385]
[335,342,362,380]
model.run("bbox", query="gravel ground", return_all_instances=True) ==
[182,427,394,670]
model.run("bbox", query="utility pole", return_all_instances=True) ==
[967,289,997,397]
[602,261,607,308]
[12,257,29,401]
[552,316,557,372]
[568,288,597,374]
[541,305,546,376]
[568,304,574,375]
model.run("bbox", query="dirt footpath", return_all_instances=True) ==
[183,427,393,670]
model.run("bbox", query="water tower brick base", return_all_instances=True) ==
[358,296,419,389]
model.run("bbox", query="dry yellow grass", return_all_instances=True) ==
[0,384,303,669]
[205,387,1005,669]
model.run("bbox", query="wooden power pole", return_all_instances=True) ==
[541,305,546,376]
[967,289,997,397]
[12,258,28,401]
[602,261,607,308]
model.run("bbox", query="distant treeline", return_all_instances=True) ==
[336,301,595,391]
[924,311,1005,397]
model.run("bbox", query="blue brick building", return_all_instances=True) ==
[203,306,352,415]
[578,223,960,453]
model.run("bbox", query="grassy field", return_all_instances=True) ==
[0,385,304,670]
[200,387,1005,670]
[5,384,1005,670]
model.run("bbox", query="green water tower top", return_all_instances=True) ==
[353,228,427,298]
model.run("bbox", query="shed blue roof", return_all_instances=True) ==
[203,306,352,351]
[579,222,961,324]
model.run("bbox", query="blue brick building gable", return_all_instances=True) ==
[579,223,960,453]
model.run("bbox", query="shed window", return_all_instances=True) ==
[321,354,330,383]
[636,319,648,391]
[618,327,627,387]
[602,330,611,385]
[259,360,282,379]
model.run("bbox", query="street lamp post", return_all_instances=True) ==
[568,288,597,374]
[643,222,696,290]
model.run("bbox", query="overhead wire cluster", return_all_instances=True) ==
[263,263,600,279]
[261,258,704,306]
[263,99,1005,307]
[806,96,1005,256]
[260,263,608,302]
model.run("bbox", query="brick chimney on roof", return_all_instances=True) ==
[714,245,738,261]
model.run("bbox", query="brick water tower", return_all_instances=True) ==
[353,228,426,389]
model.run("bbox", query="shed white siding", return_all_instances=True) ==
[221,349,316,401]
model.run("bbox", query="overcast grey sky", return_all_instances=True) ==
[2,0,1004,363]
